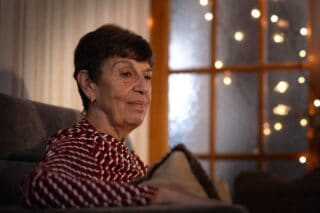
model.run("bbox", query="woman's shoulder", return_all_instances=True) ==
[44,119,98,157]
[47,119,95,145]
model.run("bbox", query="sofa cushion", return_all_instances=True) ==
[0,93,81,162]
[136,144,220,200]
[234,168,320,213]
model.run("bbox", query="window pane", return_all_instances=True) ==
[169,73,211,154]
[265,160,307,180]
[267,0,308,63]
[216,0,259,66]
[264,70,309,152]
[216,72,258,153]
[169,0,212,70]
[215,160,257,195]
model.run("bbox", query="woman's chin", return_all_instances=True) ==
[125,116,144,128]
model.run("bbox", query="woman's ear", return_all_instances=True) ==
[76,70,97,102]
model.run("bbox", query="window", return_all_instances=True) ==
[150,0,315,193]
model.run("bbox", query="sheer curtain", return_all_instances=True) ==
[0,0,151,162]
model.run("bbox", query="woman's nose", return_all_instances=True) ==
[134,76,148,94]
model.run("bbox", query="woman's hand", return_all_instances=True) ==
[150,187,223,205]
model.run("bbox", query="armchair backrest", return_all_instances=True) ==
[0,93,81,205]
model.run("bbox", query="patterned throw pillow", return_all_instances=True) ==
[134,144,220,200]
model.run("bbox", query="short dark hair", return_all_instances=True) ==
[73,24,153,112]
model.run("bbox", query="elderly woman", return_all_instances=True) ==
[22,24,219,208]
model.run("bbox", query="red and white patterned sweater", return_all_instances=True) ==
[22,119,157,208]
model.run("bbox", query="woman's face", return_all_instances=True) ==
[93,57,152,130]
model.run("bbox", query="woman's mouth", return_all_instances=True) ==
[127,101,147,112]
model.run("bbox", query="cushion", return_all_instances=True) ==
[135,144,220,200]
[214,180,232,204]
[234,168,320,213]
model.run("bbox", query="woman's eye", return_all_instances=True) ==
[144,75,152,80]
[120,71,132,78]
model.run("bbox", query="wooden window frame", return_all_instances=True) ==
[149,0,319,174]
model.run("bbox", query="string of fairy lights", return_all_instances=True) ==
[198,0,318,164]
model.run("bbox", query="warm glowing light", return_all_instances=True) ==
[263,127,271,136]
[300,118,308,127]
[276,19,289,28]
[215,60,224,69]
[204,12,213,21]
[274,81,289,94]
[273,33,285,43]
[273,104,290,116]
[299,156,307,164]
[270,14,279,23]
[199,0,208,6]
[223,76,232,85]
[147,17,154,28]
[297,76,306,84]
[274,122,283,131]
[234,31,245,41]
[300,27,308,36]
[298,76,305,83]
[314,99,320,107]
[299,49,307,58]
[263,123,271,136]
[251,8,261,19]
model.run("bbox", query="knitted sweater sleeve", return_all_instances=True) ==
[22,138,157,208]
